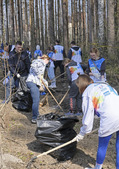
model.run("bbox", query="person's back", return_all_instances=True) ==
[53,40,66,79]
[68,41,82,64]
[82,82,119,136]
[54,44,64,61]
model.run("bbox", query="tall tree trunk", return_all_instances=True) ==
[71,0,74,41]
[87,0,93,48]
[22,0,26,43]
[40,0,44,51]
[20,0,23,41]
[0,0,4,42]
[78,0,81,44]
[48,0,55,45]
[82,0,86,51]
[91,0,94,42]
[10,0,15,44]
[107,0,115,57]
[94,0,98,42]
[25,0,29,46]
[15,0,18,38]
[17,0,21,40]
[58,0,61,40]
[35,0,40,45]
[62,0,68,53]
[5,0,9,43]
[29,0,35,53]
[74,0,78,44]
[44,0,48,51]
[54,0,57,39]
[98,0,104,45]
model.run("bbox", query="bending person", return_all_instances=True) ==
[74,74,119,169]
[26,55,50,124]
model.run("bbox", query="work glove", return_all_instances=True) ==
[74,133,84,142]
[17,73,20,78]
[93,73,101,79]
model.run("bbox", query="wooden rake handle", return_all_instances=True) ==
[27,128,98,169]
[41,80,64,112]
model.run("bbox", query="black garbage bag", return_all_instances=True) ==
[35,112,79,161]
[12,77,32,111]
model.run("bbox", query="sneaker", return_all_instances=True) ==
[31,119,37,124]
[40,91,46,95]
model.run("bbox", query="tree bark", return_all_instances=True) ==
[62,0,68,53]
[10,0,15,44]
[48,0,55,45]
[107,0,115,56]
[5,0,9,43]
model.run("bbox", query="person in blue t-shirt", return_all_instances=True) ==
[86,48,106,82]
[34,45,43,59]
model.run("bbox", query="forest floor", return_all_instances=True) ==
[0,67,119,169]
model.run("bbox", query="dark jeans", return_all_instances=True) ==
[69,81,82,112]
[54,60,64,78]
[26,82,40,119]
[14,76,20,88]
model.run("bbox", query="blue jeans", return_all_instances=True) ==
[96,131,119,169]
[47,67,56,86]
[26,82,40,119]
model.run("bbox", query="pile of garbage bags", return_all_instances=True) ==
[12,77,32,111]
[35,112,79,161]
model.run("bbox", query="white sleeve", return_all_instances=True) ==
[80,96,94,136]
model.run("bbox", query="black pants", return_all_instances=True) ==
[54,60,64,78]
[69,81,82,112]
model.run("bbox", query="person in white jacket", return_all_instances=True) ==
[74,74,119,169]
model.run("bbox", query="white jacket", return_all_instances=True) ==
[80,83,119,137]
[26,59,48,87]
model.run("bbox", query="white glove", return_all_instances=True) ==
[93,73,101,79]
[74,134,84,142]
[17,73,20,78]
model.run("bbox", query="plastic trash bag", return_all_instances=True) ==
[12,77,32,111]
[35,112,79,161]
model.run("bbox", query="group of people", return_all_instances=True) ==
[0,39,119,169]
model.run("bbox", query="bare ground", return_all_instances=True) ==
[0,69,118,169]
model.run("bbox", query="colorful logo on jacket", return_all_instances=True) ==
[92,94,104,117]
[54,49,63,54]
[72,50,81,56]
[69,66,77,74]
[54,49,58,54]
[72,51,76,56]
